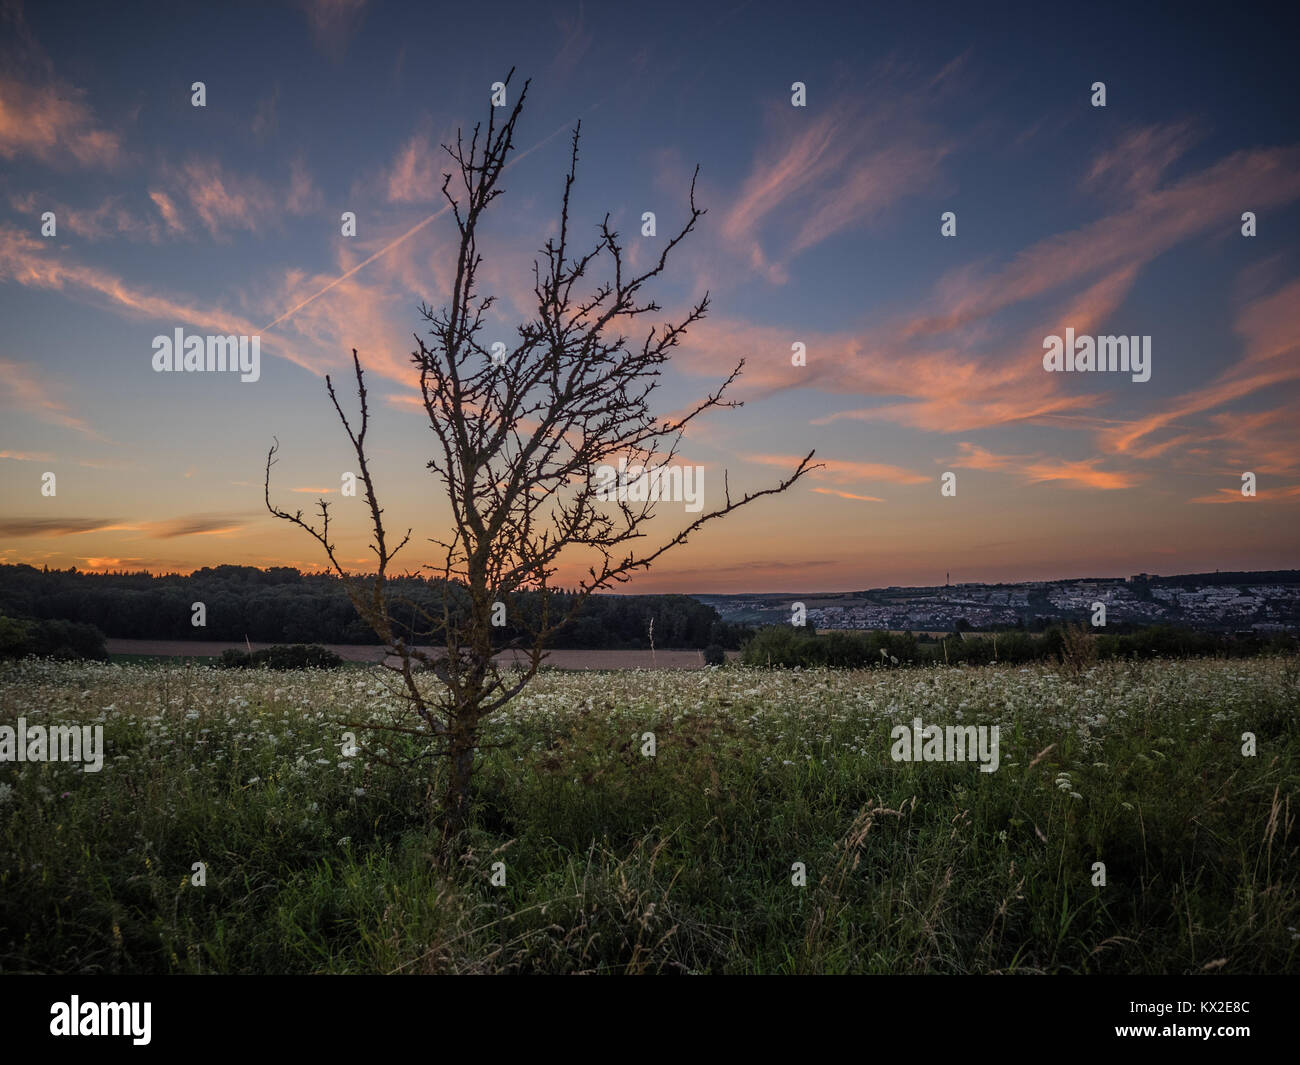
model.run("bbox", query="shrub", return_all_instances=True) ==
[719,623,1290,670]
[218,644,343,670]
[702,644,726,666]
[0,616,33,658]
[740,627,921,669]
[1058,623,1099,674]
[0,614,108,661]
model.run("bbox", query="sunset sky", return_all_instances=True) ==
[2,0,1298,592]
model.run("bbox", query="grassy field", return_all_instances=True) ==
[104,640,729,669]
[1,656,1297,974]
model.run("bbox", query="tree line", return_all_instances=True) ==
[740,623,1299,668]
[0,564,750,650]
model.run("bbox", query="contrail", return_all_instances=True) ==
[261,209,448,331]
[261,110,595,333]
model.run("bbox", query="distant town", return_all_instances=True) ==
[693,570,1300,634]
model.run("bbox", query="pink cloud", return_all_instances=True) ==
[0,224,328,380]
[0,76,124,168]
[722,89,951,280]
[811,487,886,502]
[751,453,927,486]
[683,130,1300,449]
[908,141,1300,339]
[549,4,595,78]
[1101,278,1300,457]
[171,158,277,238]
[8,190,146,240]
[0,449,54,461]
[148,189,186,235]
[1188,484,1300,504]
[0,356,101,438]
[386,132,441,203]
[1082,121,1202,199]
[951,442,1141,490]
[296,0,369,58]
[287,158,324,215]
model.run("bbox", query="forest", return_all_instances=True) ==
[0,564,748,651]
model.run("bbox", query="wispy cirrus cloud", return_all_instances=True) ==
[0,356,101,438]
[287,157,323,215]
[1188,484,1300,505]
[148,514,251,538]
[0,517,127,537]
[0,449,54,461]
[263,255,427,388]
[8,189,162,241]
[549,2,595,78]
[147,189,186,235]
[681,128,1300,454]
[263,109,582,342]
[1101,278,1300,458]
[296,0,369,59]
[750,453,928,486]
[385,131,443,203]
[0,513,254,538]
[1081,120,1202,199]
[811,487,886,502]
[132,157,325,240]
[721,79,951,281]
[0,225,329,379]
[950,442,1142,490]
[167,158,278,238]
[0,75,124,169]
[0,447,128,469]
[907,140,1300,340]
[882,261,1143,432]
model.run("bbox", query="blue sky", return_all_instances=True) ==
[2,0,1298,590]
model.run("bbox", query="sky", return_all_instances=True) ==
[1,0,1298,593]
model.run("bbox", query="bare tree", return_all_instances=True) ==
[266,71,816,835]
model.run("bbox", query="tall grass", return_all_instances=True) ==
[1,656,1296,973]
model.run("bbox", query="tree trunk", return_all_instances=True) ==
[442,724,477,836]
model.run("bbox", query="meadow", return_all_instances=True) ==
[1,655,1296,974]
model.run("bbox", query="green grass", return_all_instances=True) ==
[106,652,372,670]
[108,653,217,666]
[1,655,1297,973]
